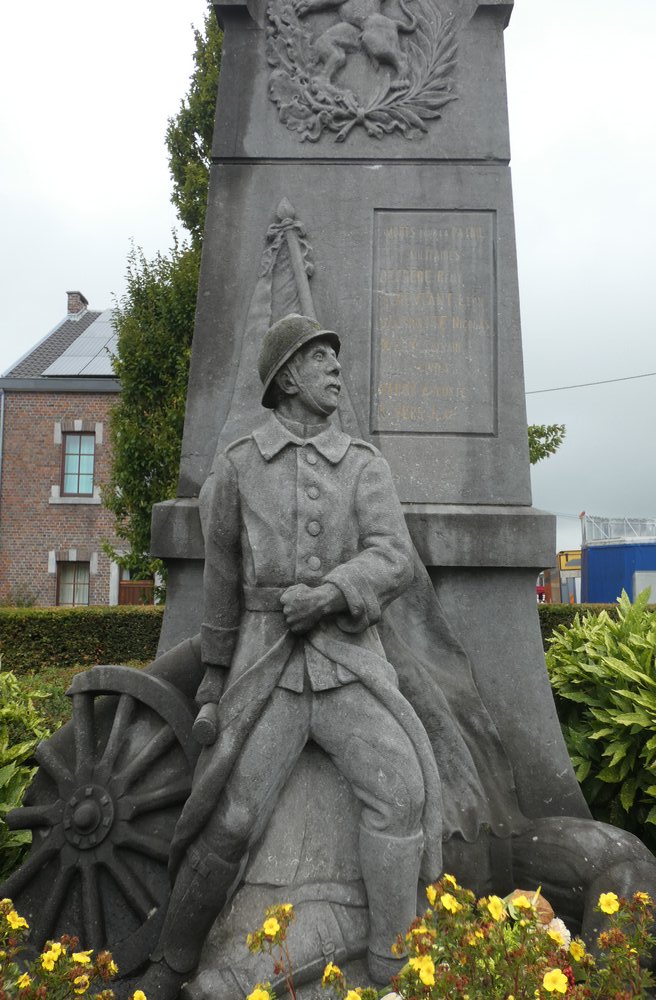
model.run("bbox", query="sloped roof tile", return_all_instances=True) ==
[5,310,103,377]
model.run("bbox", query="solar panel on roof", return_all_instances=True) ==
[42,309,117,377]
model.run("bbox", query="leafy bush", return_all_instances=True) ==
[537,603,634,649]
[0,671,52,881]
[546,590,656,850]
[248,884,656,1000]
[0,897,145,999]
[0,606,163,674]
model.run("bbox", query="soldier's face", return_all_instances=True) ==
[287,338,342,416]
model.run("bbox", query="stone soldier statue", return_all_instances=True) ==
[142,314,443,998]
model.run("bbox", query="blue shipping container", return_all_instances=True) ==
[581,542,656,603]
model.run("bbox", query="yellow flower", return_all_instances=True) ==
[49,942,63,959]
[547,928,565,947]
[72,950,93,965]
[246,988,270,1000]
[74,974,90,994]
[443,873,458,887]
[6,910,28,930]
[16,973,31,989]
[262,917,280,938]
[512,894,532,910]
[410,924,436,941]
[131,992,147,1000]
[281,903,293,914]
[41,951,58,972]
[598,892,620,915]
[345,992,361,1000]
[440,892,462,913]
[426,884,437,906]
[108,960,119,976]
[569,940,586,962]
[410,954,435,987]
[322,962,342,985]
[635,891,651,905]
[542,969,569,994]
[487,896,505,921]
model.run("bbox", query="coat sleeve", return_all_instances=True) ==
[322,452,414,633]
[200,451,243,666]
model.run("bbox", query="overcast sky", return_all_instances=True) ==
[1,0,655,553]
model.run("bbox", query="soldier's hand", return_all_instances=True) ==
[281,583,345,634]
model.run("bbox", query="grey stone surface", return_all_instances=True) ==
[6,0,656,995]
[178,161,529,505]
[212,0,512,160]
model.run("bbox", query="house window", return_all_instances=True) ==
[57,562,90,606]
[61,433,95,496]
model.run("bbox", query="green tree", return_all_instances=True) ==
[528,423,566,465]
[166,7,223,243]
[104,241,201,579]
[105,5,221,577]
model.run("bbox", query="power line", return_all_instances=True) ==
[526,371,656,395]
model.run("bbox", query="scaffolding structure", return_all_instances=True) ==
[581,514,656,547]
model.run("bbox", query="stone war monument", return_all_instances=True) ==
[4,0,656,997]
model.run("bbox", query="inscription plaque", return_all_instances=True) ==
[371,210,496,435]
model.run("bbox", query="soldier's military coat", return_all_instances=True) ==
[170,414,443,874]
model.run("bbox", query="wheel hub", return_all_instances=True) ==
[63,785,114,849]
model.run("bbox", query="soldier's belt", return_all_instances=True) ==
[242,586,286,611]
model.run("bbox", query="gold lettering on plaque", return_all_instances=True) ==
[371,211,496,435]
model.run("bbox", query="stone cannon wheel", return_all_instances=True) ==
[1,665,200,976]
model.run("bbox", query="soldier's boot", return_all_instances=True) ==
[140,845,240,1000]
[359,827,425,985]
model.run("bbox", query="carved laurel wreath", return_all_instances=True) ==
[266,0,458,142]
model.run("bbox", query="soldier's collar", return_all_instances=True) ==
[253,414,351,464]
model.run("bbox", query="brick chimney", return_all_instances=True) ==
[67,290,88,316]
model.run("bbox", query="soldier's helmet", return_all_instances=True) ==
[258,313,341,409]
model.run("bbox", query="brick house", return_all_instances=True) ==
[0,291,133,607]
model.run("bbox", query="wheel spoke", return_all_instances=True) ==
[32,864,76,949]
[72,693,96,777]
[96,695,136,782]
[6,802,63,830]
[81,862,105,950]
[35,743,74,796]
[114,825,171,863]
[105,850,156,920]
[113,727,176,793]
[121,778,191,819]
[0,832,63,897]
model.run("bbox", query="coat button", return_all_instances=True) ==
[305,449,318,465]
[307,485,320,499]
[307,556,321,570]
[307,520,322,536]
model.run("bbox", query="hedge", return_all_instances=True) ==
[0,602,648,673]
[0,606,164,673]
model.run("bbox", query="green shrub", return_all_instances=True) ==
[546,590,656,851]
[0,670,52,881]
[538,603,623,648]
[0,606,163,674]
